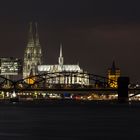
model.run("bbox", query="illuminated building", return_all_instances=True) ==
[38,44,89,86]
[0,57,22,76]
[23,22,42,79]
[107,61,120,88]
[23,23,88,85]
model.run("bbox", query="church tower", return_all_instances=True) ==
[23,22,42,79]
[58,43,64,66]
[107,61,120,88]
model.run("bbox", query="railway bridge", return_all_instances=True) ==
[0,72,137,101]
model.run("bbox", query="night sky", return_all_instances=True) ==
[0,0,140,83]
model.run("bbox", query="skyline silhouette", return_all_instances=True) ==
[0,0,139,83]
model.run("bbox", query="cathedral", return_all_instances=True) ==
[23,22,42,79]
[38,44,89,85]
[23,23,89,86]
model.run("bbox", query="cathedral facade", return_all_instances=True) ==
[23,22,42,79]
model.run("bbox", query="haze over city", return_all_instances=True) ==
[0,0,139,83]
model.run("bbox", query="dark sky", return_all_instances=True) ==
[0,0,140,83]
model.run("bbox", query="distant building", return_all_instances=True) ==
[38,44,89,86]
[23,23,89,86]
[107,61,120,88]
[23,22,42,79]
[0,57,22,76]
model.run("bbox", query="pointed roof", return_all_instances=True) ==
[111,60,116,71]
[27,22,35,47]
[58,43,64,65]
[59,43,63,57]
[109,60,120,74]
[35,22,41,47]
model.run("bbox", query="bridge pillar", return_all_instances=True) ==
[117,77,129,103]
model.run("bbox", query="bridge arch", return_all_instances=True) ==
[14,72,116,90]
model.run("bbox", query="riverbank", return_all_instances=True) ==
[0,98,139,108]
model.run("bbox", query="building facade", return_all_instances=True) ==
[23,22,42,79]
[38,45,89,86]
[107,61,120,88]
[23,23,89,86]
[0,57,22,76]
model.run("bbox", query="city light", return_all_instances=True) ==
[0,23,138,102]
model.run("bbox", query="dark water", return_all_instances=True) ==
[0,101,140,140]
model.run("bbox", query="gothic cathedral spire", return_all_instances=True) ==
[35,22,40,48]
[27,22,35,47]
[35,22,42,64]
[23,22,42,79]
[58,43,64,66]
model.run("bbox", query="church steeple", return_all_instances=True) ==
[27,22,35,47]
[23,22,42,79]
[58,43,64,66]
[35,22,40,47]
[111,60,116,73]
[107,60,121,88]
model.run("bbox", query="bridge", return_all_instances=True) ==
[0,72,139,101]
[0,72,114,90]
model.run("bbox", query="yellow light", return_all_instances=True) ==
[26,78,35,84]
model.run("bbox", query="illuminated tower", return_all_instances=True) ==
[107,61,120,88]
[23,22,42,79]
[58,43,64,66]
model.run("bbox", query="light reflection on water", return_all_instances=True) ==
[0,102,140,139]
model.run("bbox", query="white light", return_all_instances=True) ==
[11,91,17,98]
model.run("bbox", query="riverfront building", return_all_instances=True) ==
[23,23,89,86]
[0,57,22,76]
[38,44,89,86]
[107,61,120,88]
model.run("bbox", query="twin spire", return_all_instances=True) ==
[28,22,40,47]
[28,22,64,65]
